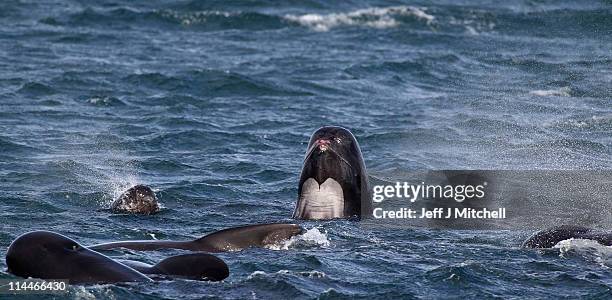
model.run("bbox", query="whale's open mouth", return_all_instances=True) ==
[294,126,368,220]
[295,140,358,219]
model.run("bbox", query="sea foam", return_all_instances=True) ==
[284,6,434,32]
[529,86,571,97]
[267,227,330,250]
[555,238,612,268]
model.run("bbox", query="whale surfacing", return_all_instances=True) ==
[523,225,612,248]
[90,223,304,252]
[111,184,159,215]
[293,126,371,220]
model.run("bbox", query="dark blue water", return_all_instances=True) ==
[1,0,611,299]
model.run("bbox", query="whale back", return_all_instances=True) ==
[152,253,229,281]
[195,223,304,251]
[89,223,304,252]
[523,225,592,248]
[119,253,229,281]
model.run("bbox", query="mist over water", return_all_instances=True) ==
[0,0,610,298]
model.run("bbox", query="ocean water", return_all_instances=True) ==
[0,0,611,299]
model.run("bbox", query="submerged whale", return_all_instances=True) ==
[5,231,228,284]
[523,225,612,248]
[293,126,371,220]
[89,223,304,252]
[111,185,159,215]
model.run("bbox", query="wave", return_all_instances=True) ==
[424,261,495,285]
[17,82,57,97]
[40,5,436,32]
[123,69,305,97]
[343,54,464,88]
[284,6,434,32]
[551,114,612,132]
[40,7,286,31]
[267,227,330,250]
[0,136,35,154]
[30,2,612,40]
[86,96,126,107]
[167,0,328,12]
[555,238,612,268]
[248,269,326,280]
[529,87,571,97]
[157,9,285,30]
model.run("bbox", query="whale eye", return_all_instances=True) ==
[71,245,79,251]
[334,137,342,144]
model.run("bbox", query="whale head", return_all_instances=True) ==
[6,231,149,283]
[111,185,159,215]
[293,126,370,220]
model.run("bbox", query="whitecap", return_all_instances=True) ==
[554,238,612,268]
[249,269,326,280]
[70,286,97,300]
[267,227,330,250]
[246,270,267,280]
[529,86,571,97]
[158,10,232,26]
[284,6,434,32]
[278,269,326,278]
[465,25,478,35]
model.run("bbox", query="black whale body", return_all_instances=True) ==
[5,231,229,284]
[90,223,304,252]
[523,225,612,248]
[293,126,371,220]
[111,184,159,215]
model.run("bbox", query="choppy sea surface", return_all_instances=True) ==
[1,0,611,299]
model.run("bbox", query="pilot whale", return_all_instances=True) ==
[523,225,612,248]
[119,253,228,281]
[5,231,229,284]
[293,126,371,220]
[89,223,304,252]
[111,185,159,215]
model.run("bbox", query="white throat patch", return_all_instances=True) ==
[295,178,344,219]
